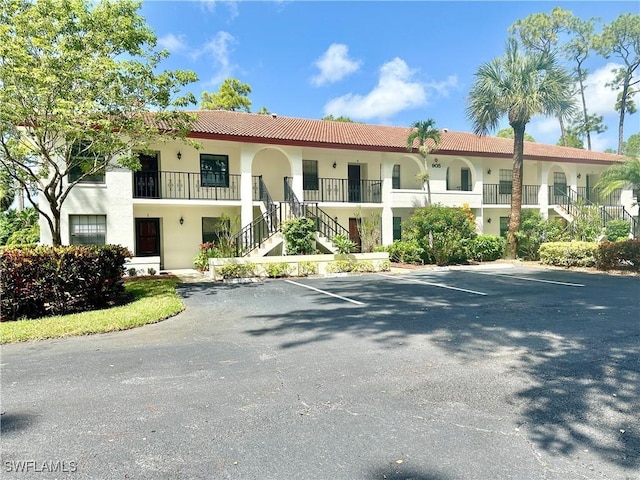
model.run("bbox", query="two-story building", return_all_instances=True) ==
[39,110,637,270]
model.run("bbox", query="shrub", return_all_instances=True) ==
[127,267,138,277]
[147,268,157,276]
[216,263,255,279]
[193,242,223,271]
[570,202,604,242]
[0,244,131,321]
[382,240,424,264]
[298,261,318,277]
[353,260,375,272]
[604,220,631,242]
[326,260,357,273]
[282,217,316,255]
[468,235,505,262]
[0,207,39,246]
[596,240,640,271]
[263,262,292,278]
[539,241,598,267]
[403,205,476,265]
[332,233,357,254]
[515,210,568,260]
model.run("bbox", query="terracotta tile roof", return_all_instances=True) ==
[183,110,625,164]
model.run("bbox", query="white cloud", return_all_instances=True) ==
[158,33,187,54]
[323,58,457,121]
[193,31,238,86]
[200,0,239,20]
[311,44,362,86]
[581,63,622,117]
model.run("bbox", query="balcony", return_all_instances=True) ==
[288,177,382,203]
[483,184,540,205]
[133,172,263,201]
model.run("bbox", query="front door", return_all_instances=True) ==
[461,168,471,191]
[348,165,361,202]
[135,218,160,256]
[134,153,159,198]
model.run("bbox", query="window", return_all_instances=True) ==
[499,217,509,237]
[202,217,231,244]
[201,154,229,187]
[393,217,402,241]
[69,215,106,245]
[68,142,105,183]
[392,165,401,189]
[499,169,512,195]
[303,160,318,190]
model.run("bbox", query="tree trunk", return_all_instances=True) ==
[506,123,526,259]
[426,178,432,205]
[558,115,567,147]
[577,67,591,150]
[617,75,630,154]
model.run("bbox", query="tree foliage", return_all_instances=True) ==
[200,78,252,112]
[594,13,640,154]
[595,157,640,205]
[322,115,355,122]
[497,128,535,142]
[467,39,575,258]
[406,119,441,204]
[0,0,198,245]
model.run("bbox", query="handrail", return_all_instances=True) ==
[284,177,350,239]
[231,204,279,257]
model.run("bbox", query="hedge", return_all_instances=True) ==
[538,241,598,267]
[596,240,640,272]
[1,244,131,321]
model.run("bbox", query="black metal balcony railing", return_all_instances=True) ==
[483,184,540,205]
[291,177,382,203]
[133,171,265,201]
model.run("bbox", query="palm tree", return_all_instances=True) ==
[467,39,575,258]
[596,157,640,206]
[406,119,441,204]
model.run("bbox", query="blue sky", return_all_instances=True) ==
[141,1,639,151]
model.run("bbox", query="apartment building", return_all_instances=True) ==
[39,110,637,270]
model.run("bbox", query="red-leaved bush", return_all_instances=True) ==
[596,240,640,272]
[0,245,131,321]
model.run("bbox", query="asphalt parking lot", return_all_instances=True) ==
[1,265,639,480]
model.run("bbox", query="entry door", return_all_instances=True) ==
[348,165,361,202]
[461,168,471,191]
[135,218,160,256]
[135,153,159,198]
[349,218,361,251]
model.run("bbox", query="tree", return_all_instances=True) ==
[467,40,575,258]
[509,7,575,146]
[558,132,584,149]
[0,167,16,211]
[595,158,640,206]
[563,15,602,150]
[256,106,271,115]
[322,115,355,122]
[200,78,252,112]
[405,119,441,205]
[561,112,606,149]
[497,128,535,142]
[0,0,197,245]
[623,133,640,158]
[594,13,640,154]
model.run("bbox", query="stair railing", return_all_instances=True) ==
[284,177,350,241]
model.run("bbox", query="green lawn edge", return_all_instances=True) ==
[1,277,184,344]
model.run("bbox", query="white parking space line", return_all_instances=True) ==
[472,271,585,287]
[378,273,488,296]
[284,280,366,305]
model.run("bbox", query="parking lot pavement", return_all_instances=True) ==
[1,267,639,479]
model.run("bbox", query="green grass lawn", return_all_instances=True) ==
[1,277,184,344]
